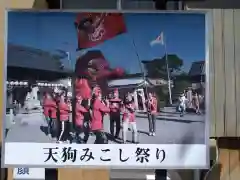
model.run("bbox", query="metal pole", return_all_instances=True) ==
[155,169,167,180]
[117,0,122,10]
[163,39,172,105]
[131,38,149,110]
[60,0,63,9]
[132,39,145,77]
[132,38,148,88]
[66,51,71,68]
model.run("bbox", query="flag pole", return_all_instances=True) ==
[163,34,173,105]
[131,38,146,78]
[131,37,149,111]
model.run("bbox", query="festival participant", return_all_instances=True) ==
[75,95,88,143]
[145,92,158,136]
[75,77,92,142]
[178,93,187,117]
[122,93,138,144]
[43,92,57,138]
[75,78,92,100]
[192,92,200,114]
[109,88,122,138]
[67,96,75,142]
[57,93,71,143]
[91,86,110,144]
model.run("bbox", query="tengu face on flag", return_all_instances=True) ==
[75,13,126,50]
[75,50,124,96]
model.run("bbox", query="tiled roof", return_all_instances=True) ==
[188,61,205,76]
[7,43,72,73]
[108,77,156,88]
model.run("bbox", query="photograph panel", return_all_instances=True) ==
[3,11,207,168]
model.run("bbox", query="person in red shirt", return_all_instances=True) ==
[75,78,92,100]
[122,93,138,144]
[109,89,122,139]
[57,93,71,143]
[74,95,88,143]
[145,92,158,136]
[43,92,57,138]
[91,86,110,144]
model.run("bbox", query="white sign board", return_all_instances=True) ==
[13,168,45,179]
[6,143,207,168]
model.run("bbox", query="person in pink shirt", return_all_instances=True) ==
[74,95,88,143]
[109,89,122,138]
[91,86,110,144]
[122,93,138,144]
[57,93,71,143]
[145,92,158,136]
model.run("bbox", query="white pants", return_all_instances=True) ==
[122,121,138,142]
[179,104,186,112]
[58,121,67,141]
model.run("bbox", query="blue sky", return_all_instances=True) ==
[7,12,205,73]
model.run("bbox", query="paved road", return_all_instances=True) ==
[5,107,205,144]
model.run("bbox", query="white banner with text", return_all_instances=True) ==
[5,143,207,168]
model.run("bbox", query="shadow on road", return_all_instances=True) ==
[137,130,149,136]
[105,133,122,144]
[135,114,203,124]
[40,125,48,136]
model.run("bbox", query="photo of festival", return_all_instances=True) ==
[4,12,206,145]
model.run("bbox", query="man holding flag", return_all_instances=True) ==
[150,31,172,105]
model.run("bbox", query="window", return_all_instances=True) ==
[46,0,184,10]
[122,0,184,10]
[61,0,118,9]
[46,0,60,9]
[121,0,155,10]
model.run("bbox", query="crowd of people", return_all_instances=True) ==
[42,86,158,144]
[177,89,205,117]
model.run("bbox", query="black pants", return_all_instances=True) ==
[83,111,91,142]
[109,112,121,137]
[74,125,85,144]
[148,113,156,133]
[5,129,9,138]
[47,117,53,135]
[47,118,58,138]
[93,131,108,144]
[74,123,90,144]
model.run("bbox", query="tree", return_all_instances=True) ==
[142,54,184,105]
[172,72,191,101]
[142,54,183,79]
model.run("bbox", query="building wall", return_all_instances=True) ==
[0,1,240,180]
[206,9,240,138]
[186,4,240,180]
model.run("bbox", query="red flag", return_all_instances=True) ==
[75,13,126,50]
